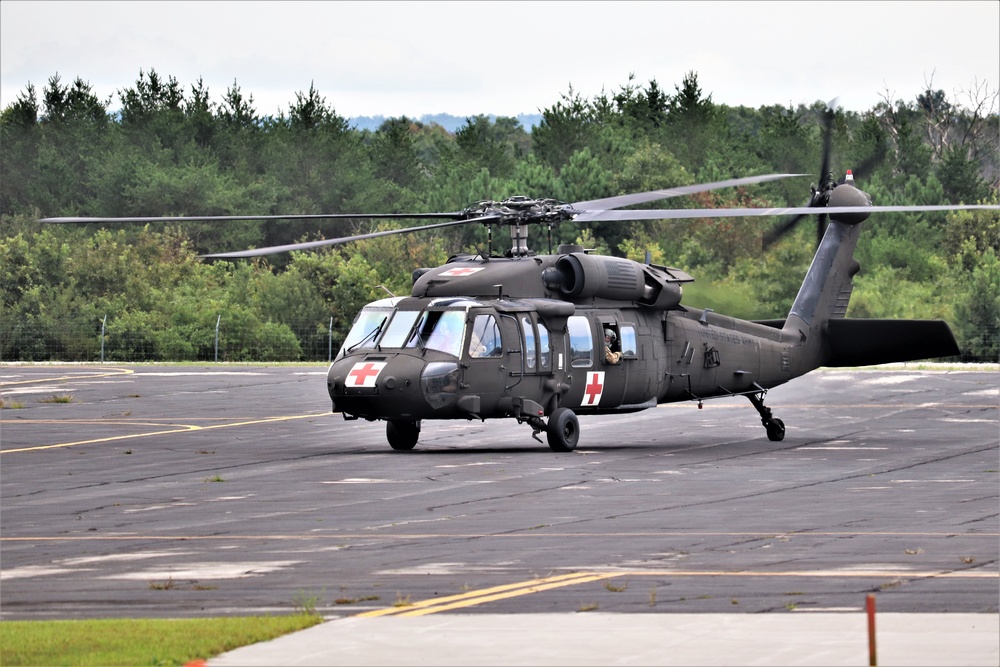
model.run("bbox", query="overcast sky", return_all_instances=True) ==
[2,1,998,120]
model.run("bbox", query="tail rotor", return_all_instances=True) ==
[763,105,836,250]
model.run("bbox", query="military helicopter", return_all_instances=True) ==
[43,136,998,452]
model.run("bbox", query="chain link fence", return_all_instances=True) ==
[0,316,342,363]
[2,314,997,364]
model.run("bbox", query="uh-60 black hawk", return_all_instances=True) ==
[44,138,999,453]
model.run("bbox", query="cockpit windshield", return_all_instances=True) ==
[338,305,393,358]
[379,310,421,348]
[342,303,468,358]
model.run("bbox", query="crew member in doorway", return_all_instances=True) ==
[604,328,622,364]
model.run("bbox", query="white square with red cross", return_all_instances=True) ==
[346,361,388,388]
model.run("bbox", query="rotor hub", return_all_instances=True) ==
[462,197,576,257]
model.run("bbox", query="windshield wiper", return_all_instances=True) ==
[347,317,386,353]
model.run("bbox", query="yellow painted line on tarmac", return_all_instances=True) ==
[361,568,999,617]
[358,572,621,617]
[0,412,330,454]
[0,367,134,385]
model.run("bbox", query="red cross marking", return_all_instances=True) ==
[441,267,482,277]
[583,372,604,406]
[347,362,386,387]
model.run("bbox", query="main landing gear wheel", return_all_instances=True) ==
[387,420,420,450]
[747,389,785,442]
[546,407,579,452]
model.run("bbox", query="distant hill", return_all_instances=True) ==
[347,113,543,133]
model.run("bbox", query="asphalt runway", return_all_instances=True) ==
[1,363,997,625]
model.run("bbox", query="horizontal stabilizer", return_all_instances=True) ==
[824,319,960,367]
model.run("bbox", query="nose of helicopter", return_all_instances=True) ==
[327,354,461,419]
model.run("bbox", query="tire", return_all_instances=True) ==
[766,418,785,442]
[546,408,580,452]
[387,420,420,450]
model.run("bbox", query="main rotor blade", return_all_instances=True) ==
[39,212,467,224]
[573,204,999,223]
[571,173,808,210]
[200,215,500,259]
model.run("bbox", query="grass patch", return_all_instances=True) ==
[292,589,324,615]
[38,394,75,403]
[0,398,26,409]
[334,595,380,605]
[0,615,322,666]
[603,578,628,592]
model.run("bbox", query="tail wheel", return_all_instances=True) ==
[546,408,580,452]
[387,420,420,450]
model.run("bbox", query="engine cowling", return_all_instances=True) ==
[548,252,683,309]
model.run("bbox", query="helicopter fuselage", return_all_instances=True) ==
[324,182,964,451]
[326,245,804,450]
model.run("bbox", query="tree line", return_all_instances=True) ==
[1,70,997,362]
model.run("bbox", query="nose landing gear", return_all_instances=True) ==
[387,420,421,450]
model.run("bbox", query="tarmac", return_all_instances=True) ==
[207,612,1000,666]
[4,365,996,665]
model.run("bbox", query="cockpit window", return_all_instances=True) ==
[521,316,536,369]
[469,314,502,358]
[406,310,466,357]
[537,322,551,370]
[379,310,421,349]
[339,307,391,358]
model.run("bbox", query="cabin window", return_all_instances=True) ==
[469,314,502,358]
[620,325,638,358]
[567,316,594,368]
[521,316,536,369]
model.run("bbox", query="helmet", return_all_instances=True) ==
[603,328,616,342]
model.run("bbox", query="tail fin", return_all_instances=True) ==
[823,319,960,366]
[783,180,872,339]
[781,181,961,369]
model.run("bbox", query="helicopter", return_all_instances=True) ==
[42,142,998,453]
